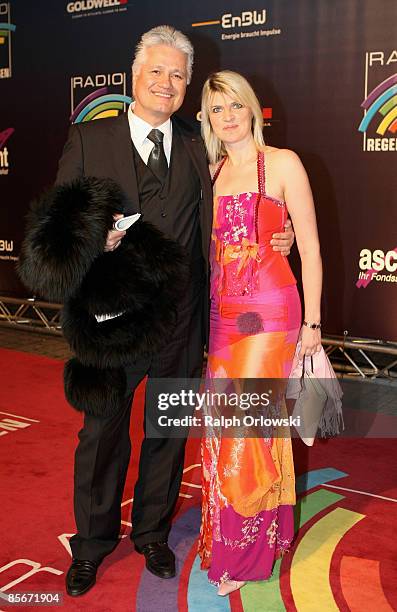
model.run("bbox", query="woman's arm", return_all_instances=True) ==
[280,150,323,359]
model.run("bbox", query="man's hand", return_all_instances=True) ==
[104,214,126,252]
[271,218,294,256]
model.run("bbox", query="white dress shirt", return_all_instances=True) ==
[127,103,172,166]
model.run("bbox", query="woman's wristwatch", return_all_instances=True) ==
[303,320,321,329]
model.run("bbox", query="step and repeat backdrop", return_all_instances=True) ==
[0,0,396,340]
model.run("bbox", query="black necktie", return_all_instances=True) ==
[147,129,168,183]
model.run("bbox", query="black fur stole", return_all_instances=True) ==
[18,177,188,417]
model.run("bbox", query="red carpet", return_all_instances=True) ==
[0,348,396,611]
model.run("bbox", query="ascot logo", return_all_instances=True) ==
[70,73,131,123]
[356,247,397,288]
[0,127,14,175]
[358,50,397,152]
[0,2,16,79]
[66,0,128,17]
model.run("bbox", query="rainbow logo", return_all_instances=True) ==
[0,22,15,46]
[70,87,132,124]
[358,73,397,135]
[130,465,396,610]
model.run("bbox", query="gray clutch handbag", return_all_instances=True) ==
[287,346,344,446]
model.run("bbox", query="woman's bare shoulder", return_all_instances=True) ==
[264,145,298,158]
[264,146,302,169]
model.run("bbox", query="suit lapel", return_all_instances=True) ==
[107,114,213,259]
[108,113,139,213]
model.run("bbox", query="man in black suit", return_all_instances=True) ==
[59,25,293,596]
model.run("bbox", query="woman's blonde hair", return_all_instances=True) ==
[201,70,265,164]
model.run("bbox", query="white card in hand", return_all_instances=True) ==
[95,311,125,323]
[114,213,141,231]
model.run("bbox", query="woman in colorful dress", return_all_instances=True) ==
[198,71,322,596]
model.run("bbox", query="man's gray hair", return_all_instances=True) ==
[132,25,194,84]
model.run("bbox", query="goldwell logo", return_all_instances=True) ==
[357,247,397,287]
[66,0,128,18]
[192,8,281,41]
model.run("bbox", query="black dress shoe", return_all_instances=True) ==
[66,559,98,596]
[135,542,176,578]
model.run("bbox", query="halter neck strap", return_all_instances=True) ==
[257,150,266,197]
[211,156,227,186]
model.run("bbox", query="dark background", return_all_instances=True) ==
[1,0,396,340]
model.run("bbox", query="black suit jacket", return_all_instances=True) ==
[56,113,213,267]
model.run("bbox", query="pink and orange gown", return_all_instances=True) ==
[198,151,301,585]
